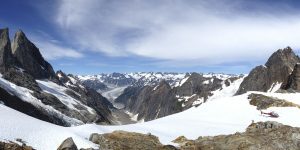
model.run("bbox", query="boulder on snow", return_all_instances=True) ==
[89,130,177,150]
[57,137,78,150]
[248,93,300,110]
[0,140,33,150]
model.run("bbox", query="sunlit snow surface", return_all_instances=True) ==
[1,76,300,149]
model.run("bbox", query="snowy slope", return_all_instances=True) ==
[1,77,300,149]
[0,74,83,125]
[36,80,96,114]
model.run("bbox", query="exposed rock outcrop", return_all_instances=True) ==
[248,93,300,110]
[0,28,14,72]
[57,137,78,150]
[174,73,231,106]
[89,131,178,150]
[116,80,182,121]
[236,47,300,95]
[282,63,300,92]
[174,121,300,150]
[0,141,33,150]
[12,30,56,79]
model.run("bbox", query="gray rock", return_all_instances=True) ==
[236,47,300,95]
[282,63,300,91]
[0,140,33,150]
[0,28,14,72]
[12,30,56,79]
[2,67,41,92]
[117,80,182,121]
[89,130,177,150]
[57,137,78,150]
[248,93,300,110]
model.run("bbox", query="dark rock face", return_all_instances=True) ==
[57,137,78,150]
[12,30,56,79]
[106,72,136,86]
[175,73,225,100]
[282,63,300,91]
[2,68,41,92]
[81,80,108,92]
[115,86,143,104]
[0,28,14,72]
[117,81,182,121]
[89,131,178,150]
[236,47,300,95]
[174,121,300,150]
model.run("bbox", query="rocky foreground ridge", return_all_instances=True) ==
[6,121,291,150]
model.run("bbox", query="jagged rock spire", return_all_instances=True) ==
[236,47,300,95]
[12,29,56,79]
[0,28,14,71]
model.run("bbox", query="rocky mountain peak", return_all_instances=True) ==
[236,47,300,95]
[56,70,70,84]
[157,80,171,90]
[0,28,14,71]
[12,29,56,79]
[265,46,299,68]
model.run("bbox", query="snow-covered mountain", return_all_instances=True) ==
[77,72,239,89]
[0,28,115,127]
[76,71,243,121]
[116,72,243,121]
[77,72,188,91]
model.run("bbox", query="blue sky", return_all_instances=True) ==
[1,0,300,75]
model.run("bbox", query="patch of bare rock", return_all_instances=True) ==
[0,140,34,150]
[248,93,300,110]
[173,121,300,150]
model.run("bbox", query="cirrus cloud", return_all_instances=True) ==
[53,0,300,65]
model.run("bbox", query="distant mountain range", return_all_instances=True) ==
[77,72,243,121]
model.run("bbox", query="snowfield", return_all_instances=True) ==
[0,75,83,126]
[1,77,300,149]
[36,80,96,114]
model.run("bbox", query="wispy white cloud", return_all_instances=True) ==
[28,31,84,60]
[53,0,300,65]
[36,41,84,60]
